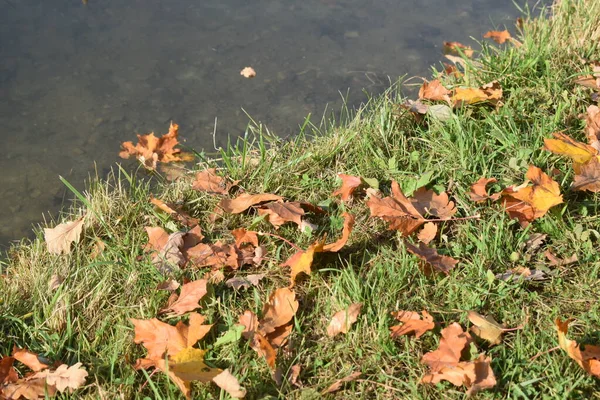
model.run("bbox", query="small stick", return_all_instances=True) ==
[258,232,302,251]
[530,346,560,361]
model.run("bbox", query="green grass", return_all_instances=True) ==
[2,0,600,398]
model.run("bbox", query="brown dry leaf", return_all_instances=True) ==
[288,364,302,387]
[483,30,512,44]
[0,357,18,385]
[212,369,246,399]
[44,217,85,255]
[419,79,451,103]
[231,228,259,247]
[258,201,304,228]
[390,310,435,339]
[367,180,425,236]
[150,196,198,227]
[586,105,600,150]
[404,241,459,275]
[2,376,57,399]
[467,311,505,345]
[225,274,265,290]
[145,226,171,252]
[417,222,437,244]
[573,156,600,192]
[159,163,188,181]
[468,177,501,203]
[119,122,192,170]
[259,288,299,336]
[12,347,50,372]
[33,363,88,393]
[282,240,325,286]
[48,274,64,291]
[157,279,180,291]
[150,231,186,274]
[326,303,362,337]
[421,323,472,372]
[332,174,365,201]
[240,67,256,78]
[186,242,240,270]
[131,313,212,360]
[323,212,355,252]
[422,354,497,396]
[452,81,503,107]
[443,41,474,58]
[556,318,600,377]
[545,250,578,266]
[501,165,563,226]
[322,371,362,394]
[192,168,231,195]
[160,279,208,316]
[219,193,283,214]
[411,187,457,219]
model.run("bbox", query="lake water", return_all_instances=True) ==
[0,0,529,247]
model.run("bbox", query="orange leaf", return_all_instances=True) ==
[231,228,259,247]
[390,310,435,339]
[586,105,600,150]
[422,354,497,396]
[259,288,299,336]
[282,240,325,286]
[150,196,198,227]
[417,222,437,244]
[2,376,57,399]
[443,41,474,58]
[191,168,231,195]
[421,323,472,373]
[160,280,208,316]
[404,241,459,275]
[366,180,425,236]
[467,311,505,345]
[332,174,364,201]
[483,30,512,44]
[12,347,50,372]
[258,201,305,228]
[411,187,457,219]
[556,318,600,377]
[219,193,283,214]
[323,212,355,252]
[326,303,362,337]
[573,156,600,192]
[0,357,18,385]
[468,177,501,203]
[418,79,451,103]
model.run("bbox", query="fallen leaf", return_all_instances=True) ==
[192,168,231,195]
[231,228,259,247]
[586,105,600,150]
[411,187,457,219]
[150,231,186,274]
[44,217,85,255]
[443,41,474,58]
[282,240,325,286]
[452,81,503,106]
[157,279,180,291]
[288,364,302,387]
[2,376,57,399]
[225,274,265,290]
[213,369,246,398]
[219,193,283,214]
[48,274,64,291]
[422,354,497,396]
[417,222,437,244]
[367,180,425,236]
[240,67,256,78]
[186,241,240,270]
[150,197,198,227]
[323,371,362,394]
[556,318,600,377]
[524,233,547,252]
[545,250,578,266]
[33,363,88,393]
[483,30,512,44]
[467,311,505,345]
[258,201,305,228]
[495,267,547,282]
[419,79,451,103]
[323,212,355,252]
[421,323,472,373]
[326,303,362,337]
[160,280,208,316]
[543,131,598,166]
[390,310,435,339]
[332,174,365,201]
[404,241,459,275]
[573,156,600,192]
[468,177,501,202]
[12,347,50,372]
[119,122,192,170]
[0,357,18,385]
[259,288,299,336]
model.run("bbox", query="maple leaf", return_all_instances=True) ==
[231,228,259,247]
[282,240,325,286]
[131,313,212,360]
[119,122,192,170]
[452,81,503,107]
[417,222,437,244]
[323,212,355,252]
[44,216,85,255]
[501,165,563,226]
[150,196,198,227]
[326,303,362,337]
[219,193,283,214]
[332,174,365,201]
[160,279,208,316]
[212,369,247,399]
[12,347,50,372]
[483,30,512,44]
[33,363,88,393]
[259,288,299,336]
[410,187,457,219]
[586,105,600,150]
[322,371,362,394]
[443,41,474,58]
[390,310,435,339]
[572,156,600,192]
[555,318,600,377]
[468,177,501,203]
[240,67,256,78]
[421,322,472,373]
[543,131,598,167]
[2,377,57,399]
[422,354,497,396]
[191,168,232,195]
[258,201,305,228]
[366,180,425,236]
[418,79,451,103]
[545,249,578,266]
[404,241,459,275]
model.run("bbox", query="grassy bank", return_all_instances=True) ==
[2,0,600,398]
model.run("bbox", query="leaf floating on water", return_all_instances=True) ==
[240,67,256,78]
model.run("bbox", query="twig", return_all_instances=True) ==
[426,214,481,223]
[357,379,403,393]
[138,369,159,392]
[257,232,302,251]
[530,346,560,361]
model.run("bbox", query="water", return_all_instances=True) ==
[0,0,528,247]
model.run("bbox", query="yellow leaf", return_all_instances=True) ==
[169,348,222,383]
[543,132,598,166]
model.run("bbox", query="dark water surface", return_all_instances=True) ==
[0,0,526,246]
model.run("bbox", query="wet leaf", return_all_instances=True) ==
[483,30,512,44]
[240,67,256,78]
[326,303,362,337]
[44,217,84,255]
[390,310,435,339]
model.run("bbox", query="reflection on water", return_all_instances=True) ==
[0,0,525,246]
